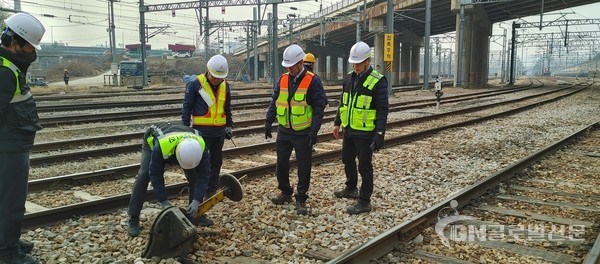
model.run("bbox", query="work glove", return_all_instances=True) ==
[371,132,385,152]
[307,131,318,146]
[225,126,233,140]
[159,200,172,209]
[265,123,273,139]
[186,199,201,218]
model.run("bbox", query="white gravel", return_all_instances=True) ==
[21,83,600,263]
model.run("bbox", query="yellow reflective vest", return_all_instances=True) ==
[147,132,205,160]
[339,70,383,131]
[192,74,227,126]
[275,71,314,130]
[1,56,32,103]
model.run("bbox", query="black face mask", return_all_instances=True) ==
[17,48,37,64]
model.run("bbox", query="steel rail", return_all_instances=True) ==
[29,82,560,166]
[22,84,588,230]
[327,120,599,264]
[34,81,454,111]
[31,83,551,165]
[32,82,537,153]
[35,80,510,126]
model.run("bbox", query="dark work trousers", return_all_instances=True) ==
[341,136,374,205]
[203,136,225,196]
[275,132,312,202]
[127,144,196,222]
[128,144,152,222]
[0,151,29,253]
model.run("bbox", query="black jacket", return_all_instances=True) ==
[181,73,233,138]
[0,48,40,152]
[334,66,389,139]
[266,68,327,136]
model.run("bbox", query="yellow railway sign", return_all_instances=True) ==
[384,33,394,62]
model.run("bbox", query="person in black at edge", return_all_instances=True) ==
[332,41,389,215]
[265,44,327,215]
[0,12,46,264]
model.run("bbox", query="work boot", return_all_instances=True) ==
[195,215,214,227]
[0,249,39,264]
[295,201,308,216]
[334,188,358,199]
[346,202,372,215]
[128,218,141,237]
[18,240,33,254]
[269,192,292,205]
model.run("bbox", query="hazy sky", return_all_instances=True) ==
[2,0,599,55]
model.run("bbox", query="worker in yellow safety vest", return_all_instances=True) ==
[265,44,327,215]
[0,12,46,264]
[182,54,233,226]
[332,41,389,215]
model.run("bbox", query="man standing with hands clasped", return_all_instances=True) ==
[182,54,233,215]
[0,12,46,264]
[332,41,389,215]
[265,44,327,215]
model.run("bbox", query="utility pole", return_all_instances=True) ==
[108,0,119,86]
[13,0,20,11]
[355,5,361,43]
[204,9,210,61]
[422,0,431,90]
[272,3,279,83]
[455,0,465,87]
[139,0,148,87]
[509,21,519,85]
[436,38,441,77]
[386,0,394,93]
[267,13,273,83]
[253,7,259,82]
[499,25,507,83]
[448,49,453,79]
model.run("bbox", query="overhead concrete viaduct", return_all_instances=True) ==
[240,0,598,88]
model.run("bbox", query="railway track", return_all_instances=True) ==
[34,82,454,113]
[23,82,588,230]
[20,78,600,263]
[328,122,600,264]
[34,81,539,145]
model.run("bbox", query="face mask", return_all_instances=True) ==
[16,47,37,63]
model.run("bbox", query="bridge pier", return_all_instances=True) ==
[410,45,421,84]
[392,35,401,85]
[469,6,491,88]
[374,34,385,74]
[400,43,411,84]
[454,4,491,88]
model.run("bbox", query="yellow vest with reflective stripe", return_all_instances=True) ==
[1,56,32,103]
[339,70,382,131]
[275,72,314,131]
[192,74,227,126]
[147,132,205,159]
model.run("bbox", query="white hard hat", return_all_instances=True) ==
[4,13,46,50]
[281,44,305,67]
[175,138,203,169]
[348,41,371,64]
[207,54,229,78]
